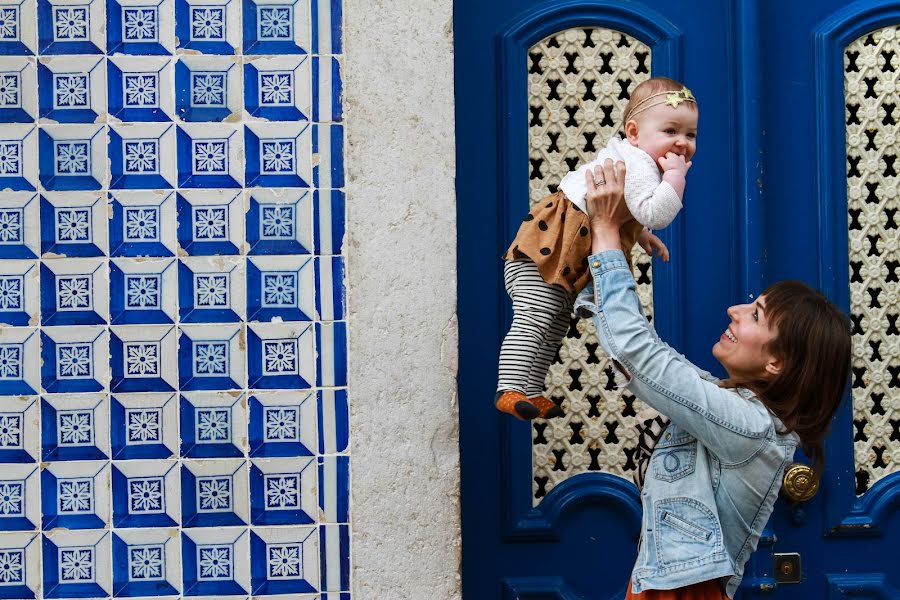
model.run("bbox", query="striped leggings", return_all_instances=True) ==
[497,259,576,398]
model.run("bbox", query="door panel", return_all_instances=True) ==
[457,1,738,598]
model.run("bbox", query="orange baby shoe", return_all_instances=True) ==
[528,396,564,419]
[495,390,540,421]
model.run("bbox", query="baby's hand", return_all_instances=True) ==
[658,152,692,176]
[637,228,670,262]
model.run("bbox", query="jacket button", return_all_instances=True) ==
[665,433,671,441]
[591,261,600,268]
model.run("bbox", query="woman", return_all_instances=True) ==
[577,159,851,599]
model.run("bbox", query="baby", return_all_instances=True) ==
[496,76,698,420]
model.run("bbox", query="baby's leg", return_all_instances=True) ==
[497,259,572,419]
[523,301,571,398]
[498,259,572,392]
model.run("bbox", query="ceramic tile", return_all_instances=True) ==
[243,54,310,121]
[311,55,340,122]
[111,458,180,528]
[0,193,40,259]
[179,390,247,458]
[109,325,178,392]
[246,321,314,389]
[310,0,338,54]
[37,0,106,54]
[249,526,317,594]
[178,256,246,323]
[41,529,112,597]
[316,455,346,524]
[0,57,38,123]
[0,464,40,531]
[0,328,40,396]
[0,0,39,55]
[39,192,108,257]
[110,392,178,459]
[177,324,246,390]
[39,459,110,529]
[109,122,177,189]
[246,188,313,255]
[107,0,175,55]
[109,190,178,257]
[0,259,39,326]
[249,456,316,526]
[39,258,108,325]
[247,390,316,456]
[39,328,110,393]
[176,189,245,255]
[39,394,109,461]
[180,527,249,596]
[311,122,342,189]
[0,397,39,465]
[312,188,343,255]
[315,320,345,387]
[107,56,175,122]
[313,255,342,320]
[246,254,314,322]
[244,121,310,187]
[175,55,242,122]
[0,124,38,191]
[317,389,346,455]
[110,257,178,324]
[0,0,347,590]
[37,55,105,123]
[176,123,243,188]
[175,0,239,54]
[111,528,181,596]
[242,0,308,55]
[180,458,249,527]
[37,124,106,191]
[318,524,348,592]
[0,532,41,597]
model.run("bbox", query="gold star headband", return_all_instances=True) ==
[623,87,697,123]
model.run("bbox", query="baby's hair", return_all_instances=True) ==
[622,77,695,127]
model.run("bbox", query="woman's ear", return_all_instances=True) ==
[764,357,783,378]
[624,120,639,144]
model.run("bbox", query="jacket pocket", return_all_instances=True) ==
[654,498,722,567]
[652,439,697,482]
[662,511,711,541]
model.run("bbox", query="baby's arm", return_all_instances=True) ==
[636,228,669,261]
[624,152,691,230]
[658,152,691,199]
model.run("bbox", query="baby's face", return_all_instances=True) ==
[627,102,698,166]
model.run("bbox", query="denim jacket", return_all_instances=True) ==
[574,250,799,598]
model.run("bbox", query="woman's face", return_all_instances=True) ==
[712,295,782,380]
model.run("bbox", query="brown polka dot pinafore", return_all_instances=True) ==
[504,191,643,293]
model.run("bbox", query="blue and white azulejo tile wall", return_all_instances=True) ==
[0,0,350,596]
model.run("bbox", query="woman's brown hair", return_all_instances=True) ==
[725,280,852,482]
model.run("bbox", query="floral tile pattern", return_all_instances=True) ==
[0,0,347,595]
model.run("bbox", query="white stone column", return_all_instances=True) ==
[344,0,461,597]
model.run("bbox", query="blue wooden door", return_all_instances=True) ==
[456,0,900,598]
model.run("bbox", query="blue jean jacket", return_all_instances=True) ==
[574,250,799,598]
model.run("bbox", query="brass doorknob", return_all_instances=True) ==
[782,464,819,502]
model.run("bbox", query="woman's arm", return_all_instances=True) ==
[578,283,719,382]
[580,161,771,463]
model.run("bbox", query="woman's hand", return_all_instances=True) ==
[584,158,630,253]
